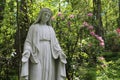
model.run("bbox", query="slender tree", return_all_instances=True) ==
[15,0,29,79]
[93,0,104,36]
[0,0,6,26]
[118,0,120,28]
[0,0,6,79]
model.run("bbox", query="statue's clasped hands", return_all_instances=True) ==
[22,50,30,63]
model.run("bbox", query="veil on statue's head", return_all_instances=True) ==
[34,8,53,26]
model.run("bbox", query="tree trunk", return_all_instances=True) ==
[0,0,6,26]
[93,0,104,36]
[15,0,29,79]
[118,0,120,28]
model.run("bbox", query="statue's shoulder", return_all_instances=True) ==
[29,24,39,31]
[49,26,54,30]
[30,24,38,28]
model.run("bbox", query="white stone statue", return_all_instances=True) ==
[20,8,67,80]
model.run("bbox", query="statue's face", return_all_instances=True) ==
[41,11,51,24]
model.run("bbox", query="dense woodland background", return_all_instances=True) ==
[0,0,120,80]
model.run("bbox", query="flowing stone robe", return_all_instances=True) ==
[21,24,67,80]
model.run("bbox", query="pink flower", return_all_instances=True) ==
[94,35,104,42]
[99,42,105,47]
[88,25,94,30]
[69,14,74,18]
[97,36,104,42]
[90,31,95,36]
[100,42,105,47]
[116,28,120,34]
[58,12,62,16]
[94,34,99,38]
[83,21,89,27]
[87,13,93,16]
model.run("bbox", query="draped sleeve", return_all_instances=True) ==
[23,24,40,63]
[21,24,39,78]
[50,26,67,78]
[21,25,35,78]
[50,27,67,64]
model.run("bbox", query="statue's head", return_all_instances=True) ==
[34,8,52,26]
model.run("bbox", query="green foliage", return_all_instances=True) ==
[97,52,120,80]
[105,30,120,52]
[0,0,17,79]
[51,8,82,79]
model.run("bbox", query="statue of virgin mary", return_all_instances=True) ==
[20,8,67,80]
